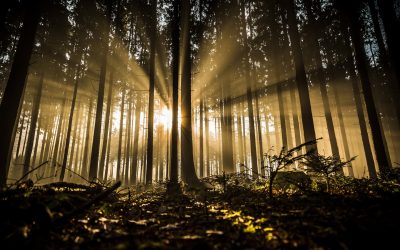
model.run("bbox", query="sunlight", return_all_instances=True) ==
[155,107,172,129]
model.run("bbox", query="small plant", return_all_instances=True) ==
[301,153,355,193]
[263,139,318,198]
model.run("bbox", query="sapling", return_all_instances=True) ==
[264,139,319,198]
[301,153,356,193]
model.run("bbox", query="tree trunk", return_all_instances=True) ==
[99,71,113,180]
[130,98,141,185]
[0,1,41,187]
[169,0,180,186]
[81,98,93,178]
[241,0,258,176]
[377,0,400,89]
[145,0,157,185]
[181,0,201,186]
[277,84,288,148]
[116,86,125,181]
[88,3,112,181]
[204,100,210,176]
[70,103,82,179]
[23,73,44,178]
[51,94,66,177]
[104,104,113,181]
[221,97,234,173]
[304,0,339,157]
[289,81,301,147]
[199,99,204,178]
[342,0,391,173]
[369,0,400,128]
[60,65,80,181]
[285,0,317,152]
[125,99,132,185]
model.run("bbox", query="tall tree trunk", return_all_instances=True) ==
[99,71,113,180]
[341,0,391,173]
[204,100,210,176]
[116,86,125,181]
[377,0,400,88]
[42,118,53,165]
[30,113,41,174]
[88,3,112,180]
[69,102,81,179]
[169,0,180,186]
[0,1,41,187]
[130,98,141,185]
[199,99,204,177]
[255,94,264,169]
[145,0,157,185]
[237,104,245,169]
[23,73,44,178]
[241,0,258,176]
[277,84,288,148]
[181,0,201,186]
[51,94,66,177]
[104,104,113,181]
[81,98,93,178]
[221,97,234,173]
[60,65,80,181]
[15,110,26,159]
[289,81,301,147]
[125,99,132,185]
[369,0,400,127]
[285,0,317,152]
[304,0,339,157]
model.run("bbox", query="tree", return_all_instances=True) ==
[337,0,391,174]
[264,140,318,198]
[181,0,202,187]
[0,0,42,187]
[302,154,355,193]
[145,0,157,185]
[59,64,81,181]
[285,0,317,153]
[22,73,44,179]
[168,0,180,190]
[241,0,258,176]
[88,0,113,181]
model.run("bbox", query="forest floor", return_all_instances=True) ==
[1,177,400,250]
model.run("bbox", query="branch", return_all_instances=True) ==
[10,161,49,189]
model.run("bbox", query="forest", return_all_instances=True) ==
[1,0,400,249]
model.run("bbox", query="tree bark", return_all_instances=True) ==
[377,0,400,89]
[181,0,201,186]
[304,0,339,157]
[88,2,112,180]
[241,0,258,176]
[145,0,157,185]
[130,98,141,185]
[341,0,391,173]
[99,71,113,180]
[0,0,41,187]
[60,65,80,181]
[285,0,317,152]
[23,73,44,178]
[169,0,180,185]
[116,86,125,181]
[81,98,93,178]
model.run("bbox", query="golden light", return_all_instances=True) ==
[155,107,172,129]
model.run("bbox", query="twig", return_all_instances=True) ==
[64,167,91,184]
[10,161,49,189]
